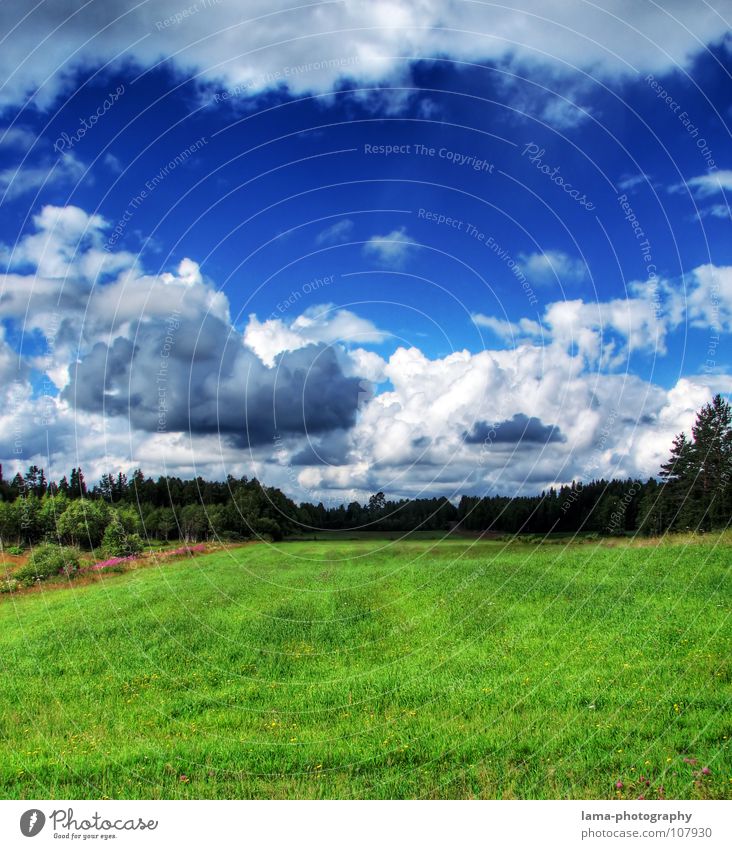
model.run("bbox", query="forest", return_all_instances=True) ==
[1,395,730,549]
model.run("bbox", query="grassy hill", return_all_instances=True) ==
[0,536,730,799]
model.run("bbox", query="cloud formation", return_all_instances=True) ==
[363,226,418,266]
[518,250,588,287]
[1,204,732,501]
[464,415,564,445]
[0,1,726,110]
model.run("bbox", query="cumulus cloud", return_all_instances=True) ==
[244,304,386,367]
[683,169,732,198]
[2,203,732,501]
[290,335,715,500]
[0,207,366,465]
[498,75,594,130]
[518,250,588,286]
[0,151,86,200]
[363,226,418,266]
[0,1,724,110]
[464,414,564,445]
[64,330,364,447]
[686,264,732,332]
[694,203,730,220]
[472,314,544,342]
[0,125,37,150]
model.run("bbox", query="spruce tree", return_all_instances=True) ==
[659,431,694,530]
[688,394,732,530]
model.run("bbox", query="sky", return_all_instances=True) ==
[0,0,731,504]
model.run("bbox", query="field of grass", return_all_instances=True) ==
[0,535,730,799]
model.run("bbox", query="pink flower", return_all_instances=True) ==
[89,554,137,571]
[78,554,139,574]
[615,780,624,789]
[701,766,711,775]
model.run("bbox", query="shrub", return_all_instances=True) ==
[6,545,24,556]
[57,499,110,548]
[254,517,283,541]
[101,515,143,558]
[0,578,19,593]
[15,544,81,584]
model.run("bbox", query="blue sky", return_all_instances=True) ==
[0,1,730,501]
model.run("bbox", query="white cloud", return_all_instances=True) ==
[0,1,726,110]
[686,264,732,332]
[0,204,136,281]
[0,125,36,150]
[2,203,732,502]
[518,250,588,286]
[363,226,418,266]
[538,95,591,129]
[684,169,732,198]
[472,314,543,341]
[315,219,354,245]
[0,152,85,200]
[618,173,652,192]
[244,304,386,367]
[694,203,730,220]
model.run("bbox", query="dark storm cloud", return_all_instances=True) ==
[290,430,353,466]
[63,316,364,446]
[463,413,564,445]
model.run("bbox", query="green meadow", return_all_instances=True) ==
[0,536,730,799]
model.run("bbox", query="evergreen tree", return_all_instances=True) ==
[69,468,87,499]
[659,432,694,530]
[687,394,732,530]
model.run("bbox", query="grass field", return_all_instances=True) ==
[0,536,730,799]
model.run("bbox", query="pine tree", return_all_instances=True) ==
[69,468,87,499]
[687,394,732,530]
[658,394,732,532]
[659,431,694,530]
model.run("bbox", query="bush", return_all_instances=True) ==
[0,578,19,593]
[15,544,81,584]
[57,499,110,548]
[254,517,283,541]
[101,515,143,558]
[6,545,24,555]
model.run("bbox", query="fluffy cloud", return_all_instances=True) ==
[684,170,732,198]
[686,264,732,332]
[0,1,725,110]
[471,314,544,342]
[0,125,36,150]
[0,151,86,200]
[244,304,386,367]
[1,207,365,472]
[64,330,363,447]
[518,250,588,286]
[1,203,731,501]
[363,226,418,266]
[290,335,709,500]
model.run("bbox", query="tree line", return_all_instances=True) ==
[1,395,730,548]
